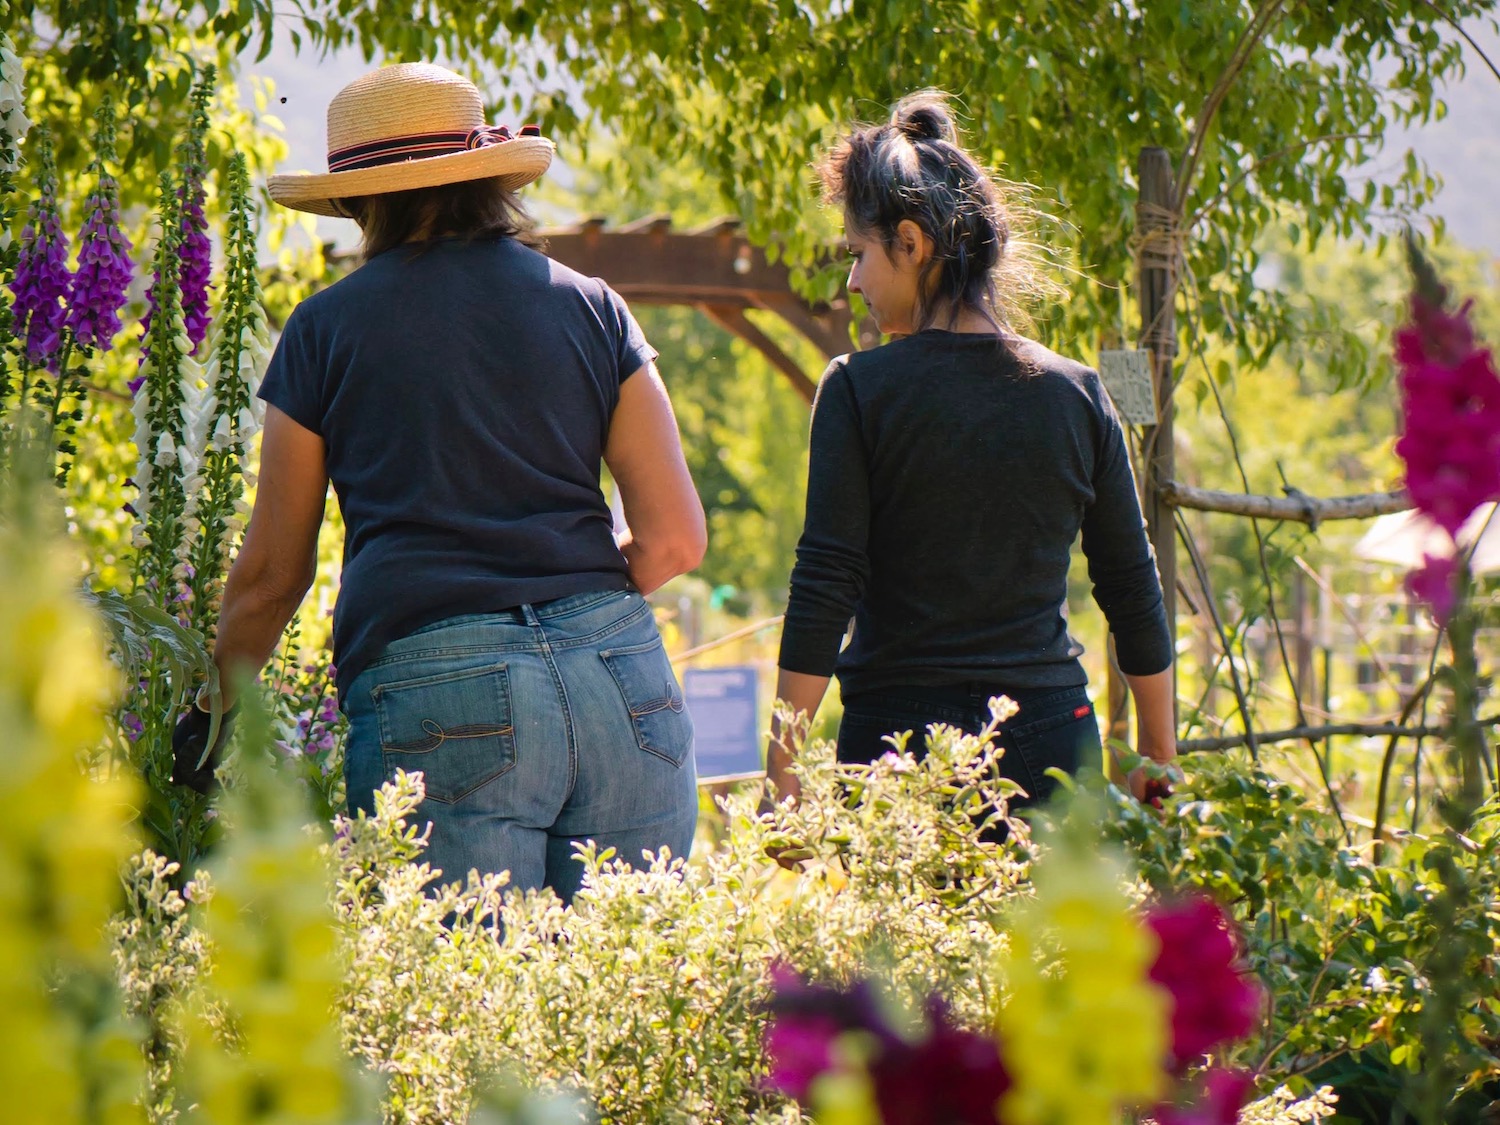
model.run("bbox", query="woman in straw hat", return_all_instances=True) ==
[767,92,1176,822]
[172,63,706,903]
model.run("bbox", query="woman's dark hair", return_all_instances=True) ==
[338,176,541,262]
[819,91,1041,333]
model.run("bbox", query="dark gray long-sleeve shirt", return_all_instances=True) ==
[778,331,1171,697]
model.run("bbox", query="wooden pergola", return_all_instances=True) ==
[541,216,876,403]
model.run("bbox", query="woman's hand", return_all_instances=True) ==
[1123,665,1178,806]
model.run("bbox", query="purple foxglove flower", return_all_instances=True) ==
[67,177,133,351]
[10,143,71,371]
[179,186,213,348]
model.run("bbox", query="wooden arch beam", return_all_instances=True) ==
[540,217,871,399]
[697,304,818,404]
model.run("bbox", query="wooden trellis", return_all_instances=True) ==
[541,215,875,402]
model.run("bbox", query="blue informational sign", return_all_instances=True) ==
[683,665,763,783]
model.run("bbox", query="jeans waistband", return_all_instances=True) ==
[844,681,1088,709]
[402,589,633,636]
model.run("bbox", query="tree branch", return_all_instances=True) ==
[1411,0,1500,88]
[1181,715,1500,754]
[1175,0,1288,213]
[1160,481,1410,527]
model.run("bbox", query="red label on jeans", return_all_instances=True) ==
[1074,704,1092,718]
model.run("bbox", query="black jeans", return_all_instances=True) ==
[836,682,1102,814]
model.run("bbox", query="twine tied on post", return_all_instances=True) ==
[1129,200,1188,361]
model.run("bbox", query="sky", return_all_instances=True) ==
[247,18,1500,259]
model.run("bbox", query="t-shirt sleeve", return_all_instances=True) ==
[1078,374,1173,676]
[602,282,658,383]
[778,360,871,677]
[256,305,324,434]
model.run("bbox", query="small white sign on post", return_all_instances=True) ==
[1098,349,1159,427]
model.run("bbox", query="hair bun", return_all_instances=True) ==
[891,91,957,144]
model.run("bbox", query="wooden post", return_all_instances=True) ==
[1137,147,1179,709]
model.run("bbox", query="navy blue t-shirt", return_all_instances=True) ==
[258,237,655,696]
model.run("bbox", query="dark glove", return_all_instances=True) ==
[171,702,237,794]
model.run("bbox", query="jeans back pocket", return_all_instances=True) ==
[599,638,691,766]
[371,662,517,804]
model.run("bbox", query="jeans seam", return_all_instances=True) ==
[524,604,579,801]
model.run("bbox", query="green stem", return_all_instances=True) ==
[47,334,73,435]
[1411,560,1483,1124]
[1443,565,1484,830]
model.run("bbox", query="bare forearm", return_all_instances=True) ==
[617,530,701,596]
[765,669,830,802]
[772,670,830,746]
[211,569,308,708]
[1123,665,1176,762]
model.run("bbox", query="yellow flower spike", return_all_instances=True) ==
[809,1069,882,1125]
[995,795,1172,1125]
[174,688,364,1123]
[0,476,144,1125]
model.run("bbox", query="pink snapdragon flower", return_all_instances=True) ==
[1145,894,1263,1069]
[1405,551,1459,627]
[1153,1068,1257,1125]
[762,965,1010,1124]
[1392,237,1500,624]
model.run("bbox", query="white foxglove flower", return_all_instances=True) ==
[211,412,233,451]
[0,34,28,162]
[154,431,178,468]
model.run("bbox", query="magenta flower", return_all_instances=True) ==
[1405,552,1459,626]
[762,966,1010,1124]
[764,963,897,1101]
[10,137,71,371]
[139,184,210,362]
[1152,1068,1257,1125]
[870,996,1010,1125]
[764,1010,843,1099]
[1146,895,1263,1069]
[1393,244,1500,540]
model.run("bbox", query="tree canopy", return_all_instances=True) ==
[287,1,1495,377]
[13,0,1499,382]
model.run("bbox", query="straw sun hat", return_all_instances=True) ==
[267,62,554,218]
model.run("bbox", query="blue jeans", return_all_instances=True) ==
[837,682,1102,813]
[343,590,698,904]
